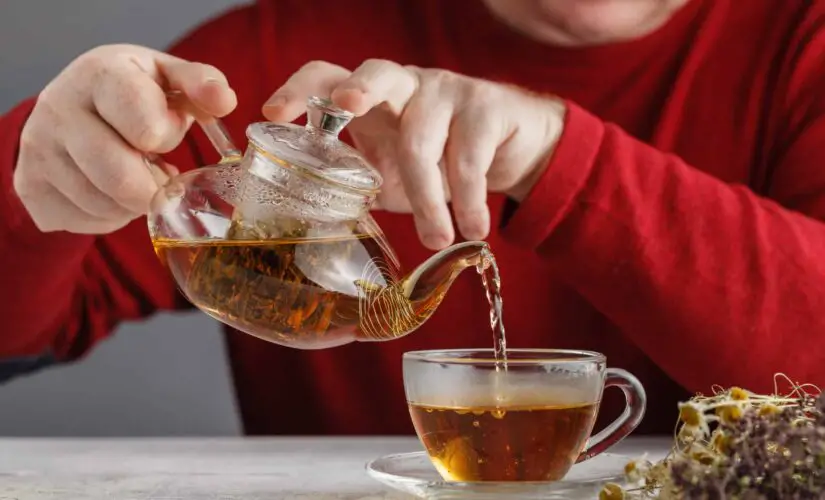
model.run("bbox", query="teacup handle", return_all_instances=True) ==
[576,368,647,463]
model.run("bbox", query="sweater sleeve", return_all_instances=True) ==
[0,5,261,383]
[502,88,825,394]
[0,97,199,382]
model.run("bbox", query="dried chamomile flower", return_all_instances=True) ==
[717,404,743,425]
[599,482,625,500]
[758,403,780,417]
[710,429,729,454]
[623,455,650,483]
[676,423,698,444]
[678,401,704,427]
[728,386,749,401]
[678,401,710,438]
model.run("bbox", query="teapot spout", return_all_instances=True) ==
[354,241,491,342]
[401,241,491,302]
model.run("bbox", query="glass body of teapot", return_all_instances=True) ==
[148,95,489,349]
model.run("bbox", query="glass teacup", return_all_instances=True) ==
[403,349,646,482]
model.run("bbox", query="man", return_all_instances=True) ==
[1,0,824,436]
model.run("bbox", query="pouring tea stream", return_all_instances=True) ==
[148,94,506,356]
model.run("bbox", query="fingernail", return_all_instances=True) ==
[335,84,366,94]
[463,229,487,242]
[459,221,490,242]
[330,87,368,114]
[264,95,288,108]
[204,77,228,88]
[422,232,452,250]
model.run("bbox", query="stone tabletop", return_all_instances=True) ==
[0,436,672,499]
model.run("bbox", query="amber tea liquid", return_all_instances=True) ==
[152,235,449,349]
[409,401,598,482]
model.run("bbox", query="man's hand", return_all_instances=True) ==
[14,44,237,234]
[262,60,566,250]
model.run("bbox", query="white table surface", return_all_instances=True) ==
[0,436,672,499]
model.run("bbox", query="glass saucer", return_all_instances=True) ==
[366,451,630,499]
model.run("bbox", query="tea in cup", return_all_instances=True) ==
[402,349,646,482]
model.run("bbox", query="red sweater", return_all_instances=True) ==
[2,0,825,436]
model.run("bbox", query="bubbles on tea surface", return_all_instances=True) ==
[424,374,599,410]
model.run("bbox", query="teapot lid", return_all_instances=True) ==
[245,97,382,194]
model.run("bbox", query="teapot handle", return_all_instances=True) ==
[165,90,242,163]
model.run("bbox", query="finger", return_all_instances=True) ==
[445,110,498,241]
[262,61,351,122]
[397,86,455,250]
[375,180,413,213]
[63,109,159,214]
[354,137,414,213]
[330,60,418,116]
[144,154,179,187]
[90,58,189,153]
[160,59,237,118]
[20,180,130,235]
[49,146,139,220]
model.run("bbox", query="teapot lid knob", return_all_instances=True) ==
[306,96,354,138]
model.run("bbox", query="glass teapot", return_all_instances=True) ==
[148,93,492,349]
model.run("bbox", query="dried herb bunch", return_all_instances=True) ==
[600,374,825,500]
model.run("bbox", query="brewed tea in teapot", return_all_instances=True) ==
[149,94,507,354]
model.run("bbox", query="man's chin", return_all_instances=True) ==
[533,0,682,45]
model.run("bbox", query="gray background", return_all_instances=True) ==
[0,0,250,436]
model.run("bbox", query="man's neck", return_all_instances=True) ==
[481,0,691,47]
